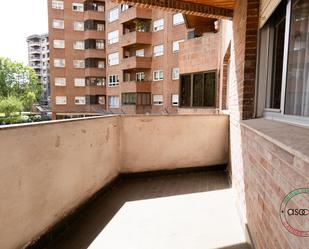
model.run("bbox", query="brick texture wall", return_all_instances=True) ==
[241,125,309,249]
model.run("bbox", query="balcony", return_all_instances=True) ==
[121,56,152,70]
[84,10,105,21]
[0,114,236,249]
[121,80,152,92]
[85,49,105,58]
[29,49,41,54]
[121,31,152,47]
[85,67,106,77]
[120,7,152,24]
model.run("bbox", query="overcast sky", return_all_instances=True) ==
[0,0,48,64]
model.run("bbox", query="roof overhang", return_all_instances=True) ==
[113,0,234,19]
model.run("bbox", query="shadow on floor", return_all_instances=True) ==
[45,170,235,249]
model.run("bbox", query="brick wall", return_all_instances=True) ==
[241,124,309,249]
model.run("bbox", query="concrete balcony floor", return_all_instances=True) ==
[44,170,250,249]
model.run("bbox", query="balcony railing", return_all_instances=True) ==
[121,31,152,47]
[0,114,229,249]
[84,10,105,21]
[120,7,152,23]
[121,56,152,70]
[121,80,152,92]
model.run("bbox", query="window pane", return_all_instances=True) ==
[193,73,204,106]
[285,0,309,116]
[180,75,191,106]
[204,72,216,107]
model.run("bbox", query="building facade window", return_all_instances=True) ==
[172,68,180,80]
[54,77,66,86]
[96,40,104,49]
[172,94,179,106]
[153,18,164,31]
[108,75,119,87]
[257,0,309,125]
[153,70,164,81]
[53,40,65,49]
[86,77,105,86]
[52,19,64,29]
[153,44,164,57]
[136,49,145,57]
[180,71,216,107]
[136,72,145,81]
[74,78,85,87]
[122,93,151,105]
[73,60,85,68]
[75,96,86,105]
[108,7,119,22]
[54,58,65,67]
[55,96,67,105]
[108,52,119,66]
[172,39,185,53]
[52,0,64,10]
[107,30,119,44]
[108,96,120,108]
[153,95,163,105]
[72,3,84,12]
[121,4,131,12]
[73,41,85,50]
[173,13,184,26]
[73,21,84,31]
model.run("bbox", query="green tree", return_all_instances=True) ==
[0,57,42,103]
[0,96,23,117]
[22,92,37,111]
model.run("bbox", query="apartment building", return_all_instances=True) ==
[48,0,187,119]
[26,34,50,106]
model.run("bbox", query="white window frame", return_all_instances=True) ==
[73,60,85,68]
[108,7,119,23]
[153,70,164,81]
[55,96,67,105]
[153,95,163,105]
[172,68,180,80]
[153,18,164,32]
[74,78,85,87]
[258,0,309,127]
[153,44,164,57]
[172,39,185,53]
[55,77,66,86]
[53,39,65,49]
[73,21,84,31]
[52,0,64,10]
[172,94,179,106]
[72,3,84,12]
[52,19,64,29]
[136,49,145,57]
[108,75,119,87]
[75,96,86,105]
[108,96,120,108]
[108,52,119,66]
[73,41,84,50]
[107,30,119,44]
[96,40,104,49]
[54,58,65,68]
[173,13,184,26]
[136,72,145,82]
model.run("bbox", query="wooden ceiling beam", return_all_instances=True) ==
[113,0,233,19]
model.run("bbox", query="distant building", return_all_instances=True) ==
[26,34,50,107]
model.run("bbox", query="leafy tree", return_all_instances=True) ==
[0,96,23,117]
[0,57,42,102]
[22,92,37,111]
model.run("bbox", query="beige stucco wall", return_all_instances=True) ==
[0,114,228,249]
[0,117,121,249]
[120,115,229,172]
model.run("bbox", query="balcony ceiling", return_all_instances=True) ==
[113,0,234,19]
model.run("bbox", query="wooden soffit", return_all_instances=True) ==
[113,0,234,19]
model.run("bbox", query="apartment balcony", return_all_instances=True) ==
[0,114,245,249]
[120,7,152,24]
[121,56,152,70]
[30,57,41,62]
[121,31,152,47]
[29,49,41,54]
[84,30,105,40]
[85,67,106,77]
[84,10,105,21]
[122,80,152,92]
[85,85,106,95]
[85,49,106,59]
